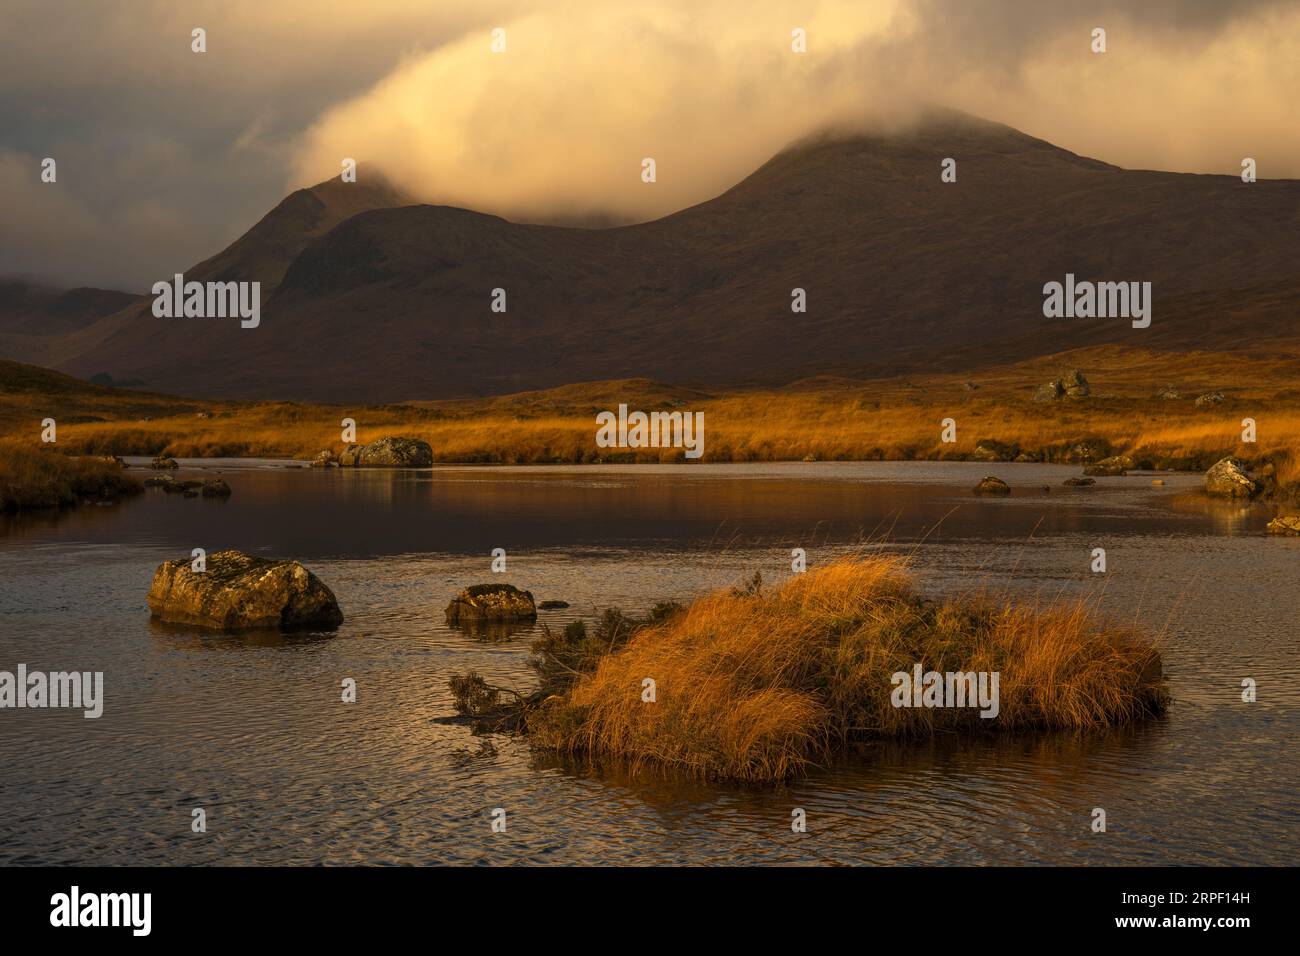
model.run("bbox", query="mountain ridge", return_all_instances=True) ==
[7,111,1299,402]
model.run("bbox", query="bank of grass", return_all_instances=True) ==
[456,557,1168,782]
[0,441,141,512]
[4,346,1299,485]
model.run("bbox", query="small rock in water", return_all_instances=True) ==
[200,478,231,497]
[337,437,433,468]
[538,600,570,610]
[446,584,538,623]
[973,476,1011,496]
[1204,457,1258,498]
[150,455,179,470]
[147,550,343,631]
[1266,516,1300,535]
[1084,455,1133,477]
[1063,477,1096,487]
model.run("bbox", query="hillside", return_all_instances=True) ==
[9,111,1300,402]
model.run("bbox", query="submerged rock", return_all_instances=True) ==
[200,477,231,497]
[1266,516,1300,535]
[973,476,1011,496]
[445,584,537,623]
[337,437,433,468]
[147,550,343,631]
[1204,457,1258,498]
[538,600,571,610]
[1063,477,1096,487]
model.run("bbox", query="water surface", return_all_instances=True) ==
[1,461,1295,864]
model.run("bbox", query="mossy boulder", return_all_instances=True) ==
[445,583,537,624]
[1204,457,1258,499]
[147,550,343,631]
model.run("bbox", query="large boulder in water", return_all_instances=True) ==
[1204,457,1258,498]
[445,584,537,624]
[1266,516,1300,535]
[147,550,343,630]
[337,437,433,467]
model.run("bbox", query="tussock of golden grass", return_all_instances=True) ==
[0,440,141,511]
[529,558,1167,782]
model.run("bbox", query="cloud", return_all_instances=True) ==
[3,0,1298,289]
[291,0,1300,226]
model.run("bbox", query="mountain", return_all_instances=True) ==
[0,172,413,382]
[0,279,139,335]
[11,111,1300,401]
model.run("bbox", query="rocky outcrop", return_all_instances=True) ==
[972,439,1019,462]
[1266,516,1300,535]
[1034,370,1089,402]
[337,437,433,467]
[1033,381,1064,403]
[147,550,343,630]
[1204,457,1258,498]
[1063,439,1112,464]
[973,476,1011,496]
[1060,369,1090,399]
[445,584,537,623]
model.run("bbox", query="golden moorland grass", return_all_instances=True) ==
[0,440,140,512]
[3,345,1299,483]
[522,557,1168,782]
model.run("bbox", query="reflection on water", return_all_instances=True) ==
[0,461,1295,865]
